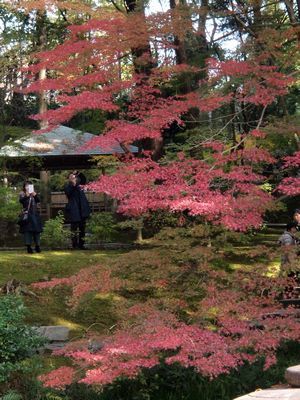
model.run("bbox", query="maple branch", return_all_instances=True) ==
[58,8,69,23]
[207,15,218,43]
[232,13,258,38]
[256,104,267,130]
[223,104,267,154]
[109,0,125,13]
[191,104,252,150]
[210,29,239,44]
[205,104,268,173]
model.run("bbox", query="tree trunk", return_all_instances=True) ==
[35,11,48,129]
[124,0,154,75]
[137,226,143,242]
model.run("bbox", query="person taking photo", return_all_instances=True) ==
[64,171,91,250]
[19,181,43,254]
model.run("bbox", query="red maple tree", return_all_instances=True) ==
[23,10,295,230]
[21,0,300,390]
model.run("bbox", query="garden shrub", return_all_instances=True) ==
[41,211,71,249]
[49,173,67,192]
[118,217,144,242]
[86,212,118,243]
[0,186,20,246]
[0,391,22,400]
[0,186,20,222]
[0,295,45,384]
[90,342,300,400]
[144,210,181,233]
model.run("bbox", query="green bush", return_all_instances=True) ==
[86,212,119,243]
[41,211,71,249]
[144,211,180,233]
[0,186,20,222]
[0,295,45,384]
[49,173,67,192]
[118,217,144,242]
[0,391,22,400]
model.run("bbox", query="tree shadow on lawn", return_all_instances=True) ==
[0,250,125,336]
[25,288,120,337]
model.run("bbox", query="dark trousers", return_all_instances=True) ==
[71,220,86,248]
[24,232,40,246]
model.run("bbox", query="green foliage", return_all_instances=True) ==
[49,173,67,192]
[41,211,71,249]
[0,126,31,142]
[259,115,300,157]
[118,217,144,231]
[118,217,144,241]
[0,186,20,222]
[49,170,101,191]
[0,295,45,383]
[90,156,120,173]
[43,394,67,400]
[69,109,106,135]
[52,341,298,400]
[1,390,22,400]
[153,223,226,248]
[144,211,179,233]
[0,391,22,400]
[86,212,119,243]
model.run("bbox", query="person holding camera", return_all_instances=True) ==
[64,171,91,250]
[19,181,43,254]
[278,221,300,271]
[293,209,300,230]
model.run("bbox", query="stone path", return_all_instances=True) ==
[286,365,300,387]
[234,364,300,399]
[234,389,300,399]
[34,325,70,351]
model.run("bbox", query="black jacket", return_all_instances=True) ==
[64,183,91,223]
[19,194,43,233]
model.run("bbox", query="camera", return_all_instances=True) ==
[73,171,87,185]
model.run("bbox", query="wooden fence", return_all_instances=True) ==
[40,191,111,218]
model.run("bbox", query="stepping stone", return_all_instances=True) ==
[234,389,300,399]
[45,342,67,351]
[34,326,69,342]
[285,365,300,387]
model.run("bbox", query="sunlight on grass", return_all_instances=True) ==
[47,251,73,256]
[25,254,46,260]
[266,261,280,277]
[229,258,281,275]
[51,317,84,332]
[94,293,123,301]
[229,263,246,270]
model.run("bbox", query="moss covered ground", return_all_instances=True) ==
[0,250,123,334]
[0,229,281,335]
[2,228,297,400]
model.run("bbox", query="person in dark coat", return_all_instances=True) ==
[278,221,299,270]
[19,181,43,254]
[64,171,91,250]
[293,209,300,230]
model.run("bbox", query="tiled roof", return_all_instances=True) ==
[0,125,138,157]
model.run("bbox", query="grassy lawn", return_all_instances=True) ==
[0,234,296,400]
[0,231,282,337]
[0,250,124,336]
[0,250,123,283]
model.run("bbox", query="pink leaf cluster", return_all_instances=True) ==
[31,266,121,308]
[277,151,300,196]
[39,367,75,389]
[36,260,300,389]
[88,155,272,231]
